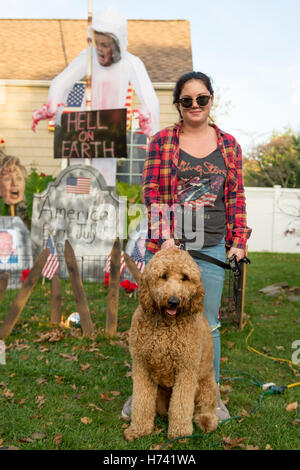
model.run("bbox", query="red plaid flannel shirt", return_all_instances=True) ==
[142,121,252,253]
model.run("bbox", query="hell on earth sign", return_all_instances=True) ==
[54,109,128,159]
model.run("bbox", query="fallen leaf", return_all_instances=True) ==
[54,435,63,445]
[36,378,48,385]
[88,403,104,412]
[2,389,14,399]
[18,398,27,405]
[100,391,114,401]
[35,395,46,408]
[110,391,120,397]
[246,445,259,450]
[18,437,34,444]
[60,353,78,362]
[150,443,173,450]
[54,376,64,384]
[226,341,235,349]
[80,363,91,372]
[0,439,2,446]
[219,384,233,394]
[265,444,272,450]
[220,357,228,363]
[81,417,92,424]
[292,419,300,426]
[286,401,298,412]
[30,431,47,441]
[222,436,246,450]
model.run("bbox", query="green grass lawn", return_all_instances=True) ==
[0,252,299,450]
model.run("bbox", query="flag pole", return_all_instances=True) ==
[86,0,93,112]
[85,0,93,166]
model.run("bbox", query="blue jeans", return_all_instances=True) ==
[144,239,226,384]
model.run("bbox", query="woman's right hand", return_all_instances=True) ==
[161,239,176,250]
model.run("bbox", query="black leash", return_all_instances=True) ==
[187,250,251,276]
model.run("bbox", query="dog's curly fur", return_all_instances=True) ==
[124,247,218,441]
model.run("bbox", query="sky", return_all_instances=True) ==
[2,0,300,154]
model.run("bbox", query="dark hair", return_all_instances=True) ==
[173,71,214,105]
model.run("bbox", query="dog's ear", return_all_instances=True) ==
[139,271,156,314]
[190,283,205,316]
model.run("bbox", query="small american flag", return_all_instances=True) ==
[103,251,127,275]
[42,235,59,280]
[67,82,85,108]
[66,177,90,195]
[130,240,145,272]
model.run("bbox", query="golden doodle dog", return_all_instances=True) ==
[124,247,218,441]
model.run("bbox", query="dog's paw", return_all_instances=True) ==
[124,425,153,441]
[167,423,193,440]
[194,412,218,433]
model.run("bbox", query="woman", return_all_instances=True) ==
[122,71,252,422]
[0,156,27,206]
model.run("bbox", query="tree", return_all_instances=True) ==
[243,130,300,188]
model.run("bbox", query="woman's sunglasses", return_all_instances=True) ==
[177,95,211,108]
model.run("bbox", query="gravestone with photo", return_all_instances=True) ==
[31,165,127,282]
[0,216,33,289]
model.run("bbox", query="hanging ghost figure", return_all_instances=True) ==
[32,6,160,137]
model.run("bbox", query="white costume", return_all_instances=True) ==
[46,6,159,136]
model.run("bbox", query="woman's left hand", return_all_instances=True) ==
[227,247,245,262]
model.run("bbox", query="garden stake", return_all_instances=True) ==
[0,247,50,339]
[64,240,94,337]
[0,272,9,301]
[106,237,121,338]
[123,252,141,284]
[50,275,62,324]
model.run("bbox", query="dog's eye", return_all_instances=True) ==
[161,273,168,280]
[182,274,189,281]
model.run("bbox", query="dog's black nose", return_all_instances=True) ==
[168,296,180,307]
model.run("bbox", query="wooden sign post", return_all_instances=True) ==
[0,247,50,339]
[50,275,62,324]
[64,240,94,337]
[106,237,121,338]
[123,253,142,284]
[0,272,10,302]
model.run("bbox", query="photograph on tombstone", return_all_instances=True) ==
[0,156,27,206]
[0,217,33,289]
[0,230,18,264]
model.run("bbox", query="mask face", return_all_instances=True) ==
[0,165,26,205]
[93,33,113,66]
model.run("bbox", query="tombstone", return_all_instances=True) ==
[31,165,127,282]
[0,217,33,289]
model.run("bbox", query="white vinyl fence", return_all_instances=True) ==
[245,186,300,253]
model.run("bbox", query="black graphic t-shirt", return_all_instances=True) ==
[176,148,227,248]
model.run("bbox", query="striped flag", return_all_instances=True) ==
[66,177,90,195]
[103,247,145,275]
[103,251,127,275]
[42,236,59,280]
[130,240,145,272]
[125,82,133,130]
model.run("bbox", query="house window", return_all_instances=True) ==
[117,129,147,185]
